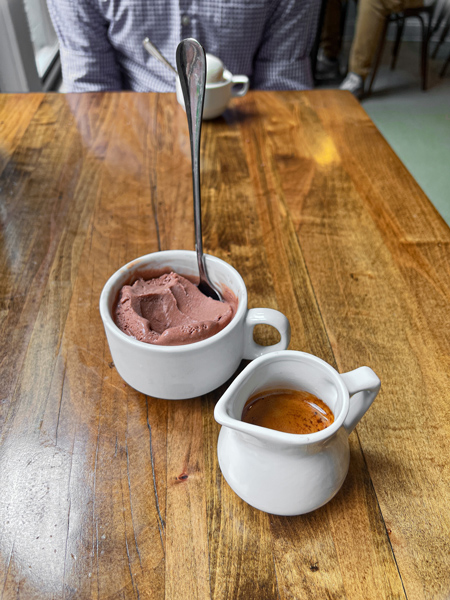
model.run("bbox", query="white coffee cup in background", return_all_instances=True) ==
[206,53,225,83]
[176,53,250,120]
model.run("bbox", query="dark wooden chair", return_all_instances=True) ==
[311,0,331,79]
[431,0,450,76]
[311,0,350,81]
[366,2,436,94]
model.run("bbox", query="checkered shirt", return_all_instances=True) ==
[47,0,320,92]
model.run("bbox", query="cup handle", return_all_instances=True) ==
[340,367,381,434]
[231,75,250,97]
[243,308,290,360]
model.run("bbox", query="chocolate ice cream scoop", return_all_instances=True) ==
[114,272,238,346]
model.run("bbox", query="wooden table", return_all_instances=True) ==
[0,91,449,600]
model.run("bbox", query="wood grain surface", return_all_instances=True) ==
[0,91,448,600]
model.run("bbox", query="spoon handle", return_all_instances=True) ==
[143,38,178,75]
[176,39,214,294]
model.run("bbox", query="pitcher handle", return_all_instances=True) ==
[243,308,290,359]
[340,367,381,434]
[231,75,250,97]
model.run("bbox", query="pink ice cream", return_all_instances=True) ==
[114,272,238,346]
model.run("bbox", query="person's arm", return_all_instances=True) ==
[47,0,123,92]
[252,0,321,90]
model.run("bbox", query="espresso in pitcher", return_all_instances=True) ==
[241,389,334,434]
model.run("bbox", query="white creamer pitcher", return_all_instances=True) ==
[214,351,381,516]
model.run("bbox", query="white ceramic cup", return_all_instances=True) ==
[205,53,225,83]
[99,251,290,400]
[176,68,250,120]
[214,350,381,515]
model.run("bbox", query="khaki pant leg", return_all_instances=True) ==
[349,0,424,79]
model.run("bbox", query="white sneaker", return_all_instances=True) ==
[339,72,364,98]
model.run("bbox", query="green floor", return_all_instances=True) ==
[362,42,450,226]
[317,41,450,226]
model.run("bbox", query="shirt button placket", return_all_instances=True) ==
[180,0,192,35]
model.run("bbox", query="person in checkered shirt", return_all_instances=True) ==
[47,0,321,93]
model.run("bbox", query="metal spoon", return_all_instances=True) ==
[176,38,222,302]
[143,38,177,76]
